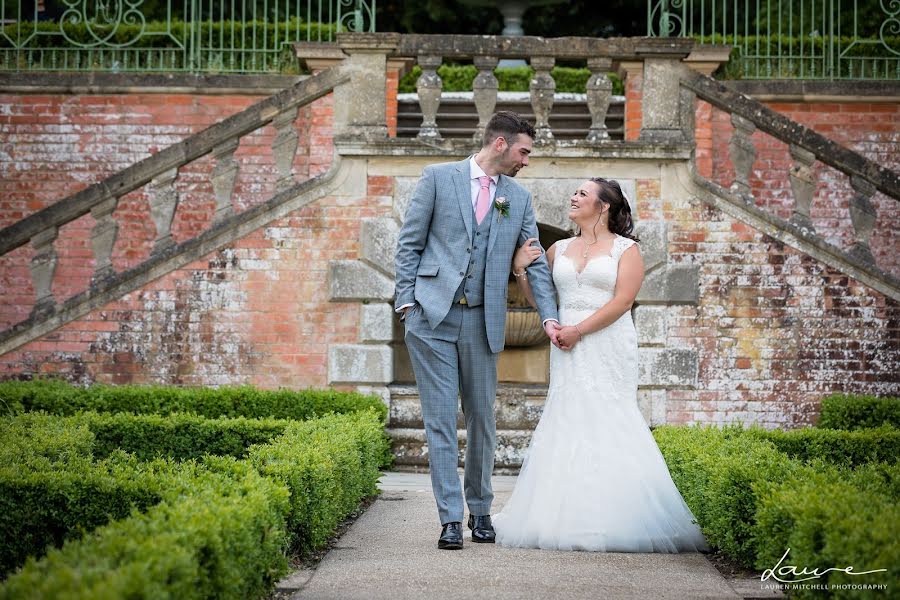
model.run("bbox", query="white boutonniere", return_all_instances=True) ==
[494,197,509,222]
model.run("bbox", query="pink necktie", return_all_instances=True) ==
[475,176,491,224]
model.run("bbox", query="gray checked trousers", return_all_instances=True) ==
[403,302,497,525]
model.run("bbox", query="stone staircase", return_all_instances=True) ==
[386,383,549,472]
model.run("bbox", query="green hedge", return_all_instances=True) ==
[754,465,898,598]
[746,425,900,468]
[654,423,899,581]
[74,411,291,461]
[653,425,803,565]
[0,453,180,578]
[0,19,336,50]
[0,460,289,600]
[0,413,95,467]
[398,64,624,95]
[817,394,900,430]
[0,408,388,590]
[0,379,387,422]
[248,409,389,552]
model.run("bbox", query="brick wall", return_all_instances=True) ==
[707,101,900,276]
[658,189,899,427]
[0,80,897,426]
[0,90,335,331]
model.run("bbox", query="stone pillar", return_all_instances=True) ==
[211,138,239,225]
[529,55,556,146]
[788,144,817,231]
[334,32,398,141]
[272,107,300,192]
[29,227,58,316]
[729,114,757,201]
[585,56,613,144]
[415,54,443,141]
[848,176,877,264]
[636,38,694,143]
[90,195,120,284]
[472,55,499,145]
[148,167,179,255]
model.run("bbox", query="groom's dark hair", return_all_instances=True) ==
[482,111,536,147]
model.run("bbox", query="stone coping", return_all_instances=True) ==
[0,72,305,95]
[335,137,693,159]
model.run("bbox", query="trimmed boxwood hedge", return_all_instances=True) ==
[745,425,900,468]
[0,407,388,595]
[755,465,898,597]
[73,411,292,461]
[653,423,898,584]
[0,453,192,578]
[817,393,900,430]
[0,378,387,422]
[0,460,290,600]
[248,410,389,552]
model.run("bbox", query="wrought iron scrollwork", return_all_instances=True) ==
[59,0,146,48]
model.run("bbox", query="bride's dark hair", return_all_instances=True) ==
[581,177,639,243]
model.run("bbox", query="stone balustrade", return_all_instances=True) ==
[679,69,900,299]
[0,67,350,355]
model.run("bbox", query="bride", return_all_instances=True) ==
[493,177,709,553]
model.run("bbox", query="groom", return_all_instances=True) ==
[395,111,560,550]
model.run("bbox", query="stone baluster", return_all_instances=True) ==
[148,168,179,255]
[272,107,300,192]
[90,196,120,284]
[788,144,817,231]
[585,57,613,143]
[416,54,443,141]
[29,227,58,316]
[472,55,499,144]
[848,176,877,264]
[211,138,239,225]
[529,56,555,145]
[729,114,756,200]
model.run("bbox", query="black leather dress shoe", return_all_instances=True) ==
[467,514,496,543]
[438,522,463,550]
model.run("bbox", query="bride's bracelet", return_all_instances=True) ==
[512,269,527,279]
[574,324,584,339]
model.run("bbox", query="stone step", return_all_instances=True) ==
[397,96,625,140]
[387,427,533,472]
[388,383,549,430]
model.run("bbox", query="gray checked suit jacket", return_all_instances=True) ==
[394,157,558,353]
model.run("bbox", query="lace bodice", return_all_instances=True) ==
[552,235,637,313]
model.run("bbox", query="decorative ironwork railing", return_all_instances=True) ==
[648,0,900,79]
[0,0,376,73]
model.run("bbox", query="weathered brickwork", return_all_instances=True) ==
[0,91,333,330]
[707,102,900,276]
[0,182,391,388]
[0,83,896,429]
[662,198,899,428]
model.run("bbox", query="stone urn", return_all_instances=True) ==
[504,280,545,346]
[504,308,545,346]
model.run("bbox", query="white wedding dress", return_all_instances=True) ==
[493,236,709,553]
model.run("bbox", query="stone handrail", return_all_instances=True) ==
[0,66,350,353]
[680,70,900,201]
[677,67,900,299]
[0,67,348,258]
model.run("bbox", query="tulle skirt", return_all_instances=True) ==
[493,312,709,553]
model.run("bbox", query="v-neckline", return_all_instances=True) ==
[559,236,618,276]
